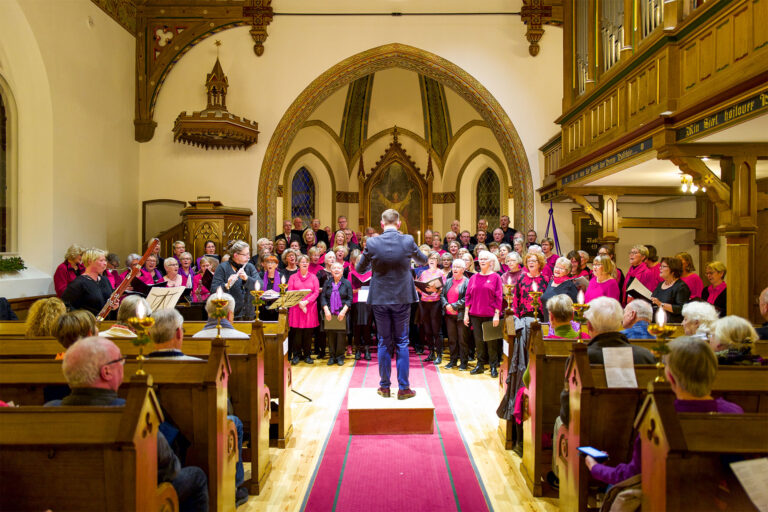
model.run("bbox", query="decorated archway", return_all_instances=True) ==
[257,43,534,237]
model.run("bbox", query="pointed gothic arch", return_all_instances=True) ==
[257,43,533,237]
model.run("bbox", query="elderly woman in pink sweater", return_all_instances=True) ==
[287,254,320,365]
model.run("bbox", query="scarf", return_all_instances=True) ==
[330,280,342,314]
[262,271,281,292]
[706,282,727,304]
[552,275,569,285]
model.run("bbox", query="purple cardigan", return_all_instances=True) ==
[590,398,743,484]
[465,272,503,318]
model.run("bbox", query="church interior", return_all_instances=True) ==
[1,0,767,511]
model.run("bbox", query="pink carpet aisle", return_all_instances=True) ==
[302,351,492,512]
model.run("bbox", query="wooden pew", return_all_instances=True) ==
[0,375,179,512]
[557,343,768,512]
[637,382,768,511]
[0,319,253,337]
[261,313,293,448]
[0,344,237,512]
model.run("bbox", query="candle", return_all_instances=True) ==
[255,279,260,291]
[508,277,512,286]
[577,290,585,305]
[216,286,223,300]
[656,306,666,327]
[136,301,145,319]
[417,230,421,245]
[281,275,286,285]
[531,281,538,293]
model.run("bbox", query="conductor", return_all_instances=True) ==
[356,209,428,399]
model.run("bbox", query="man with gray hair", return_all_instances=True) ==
[757,287,768,340]
[621,299,655,339]
[100,295,152,338]
[193,293,250,339]
[46,336,209,511]
[583,297,655,364]
[147,309,201,360]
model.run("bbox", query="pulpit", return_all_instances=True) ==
[153,199,253,259]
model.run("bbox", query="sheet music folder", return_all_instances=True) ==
[323,316,347,331]
[482,320,503,341]
[626,279,653,303]
[414,278,443,293]
[267,289,311,309]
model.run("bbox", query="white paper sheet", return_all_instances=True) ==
[357,287,369,303]
[731,458,768,512]
[282,337,289,355]
[602,347,637,388]
[503,339,510,357]
[146,286,186,311]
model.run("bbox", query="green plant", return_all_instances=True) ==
[0,256,27,272]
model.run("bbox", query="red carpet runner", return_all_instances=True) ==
[302,351,492,512]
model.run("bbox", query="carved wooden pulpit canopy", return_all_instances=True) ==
[358,128,433,239]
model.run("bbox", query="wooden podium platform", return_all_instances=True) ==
[347,388,435,435]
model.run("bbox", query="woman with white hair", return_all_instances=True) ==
[464,250,504,377]
[541,256,579,319]
[513,252,549,318]
[681,301,719,338]
[709,316,762,365]
[54,244,85,297]
[61,248,116,316]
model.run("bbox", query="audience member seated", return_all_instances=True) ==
[580,297,656,365]
[100,295,150,338]
[758,287,768,340]
[193,293,250,339]
[25,297,66,337]
[702,260,727,317]
[676,252,703,299]
[148,308,205,360]
[541,257,579,319]
[621,300,655,339]
[584,254,620,303]
[53,244,85,297]
[46,336,209,512]
[211,240,259,321]
[53,309,98,353]
[681,301,719,340]
[545,295,578,339]
[710,315,763,365]
[61,248,116,316]
[650,257,691,323]
[584,336,743,485]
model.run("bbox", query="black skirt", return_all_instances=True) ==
[352,301,371,325]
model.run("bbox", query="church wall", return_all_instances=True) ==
[138,16,563,240]
[0,0,137,288]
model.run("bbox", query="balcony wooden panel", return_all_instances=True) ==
[755,0,768,50]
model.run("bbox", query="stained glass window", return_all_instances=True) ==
[291,167,315,226]
[476,168,500,224]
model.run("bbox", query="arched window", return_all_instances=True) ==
[291,167,315,226]
[476,168,500,224]
[0,91,7,252]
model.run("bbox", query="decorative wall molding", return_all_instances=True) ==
[433,192,456,204]
[336,191,359,203]
[91,0,136,34]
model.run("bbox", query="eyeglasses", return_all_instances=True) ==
[236,251,250,257]
[103,356,126,367]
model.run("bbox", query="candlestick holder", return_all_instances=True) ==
[528,289,543,322]
[647,323,676,382]
[278,281,288,295]
[503,283,515,315]
[209,296,230,340]
[250,289,265,309]
[572,302,590,343]
[125,315,155,375]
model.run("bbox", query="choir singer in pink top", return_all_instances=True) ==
[287,254,320,365]
[464,250,503,377]
[584,254,621,303]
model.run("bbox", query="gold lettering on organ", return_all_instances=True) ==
[702,115,718,129]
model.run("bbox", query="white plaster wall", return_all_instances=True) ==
[0,0,137,297]
[444,87,482,132]
[307,85,348,134]
[367,68,424,139]
[139,15,563,238]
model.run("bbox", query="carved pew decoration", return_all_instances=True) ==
[637,382,768,511]
[0,374,179,512]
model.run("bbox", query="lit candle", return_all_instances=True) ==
[577,290,585,305]
[281,275,286,285]
[216,286,223,300]
[255,279,261,291]
[656,306,666,327]
[531,282,538,293]
[136,301,145,319]
[508,277,512,286]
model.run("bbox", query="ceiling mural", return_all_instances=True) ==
[419,75,452,159]
[339,75,374,159]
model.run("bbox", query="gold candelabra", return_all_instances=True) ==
[278,279,288,295]
[209,289,230,340]
[572,302,590,343]
[528,289,543,322]
[648,316,675,382]
[503,283,515,315]
[126,314,155,375]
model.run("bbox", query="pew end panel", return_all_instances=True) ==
[262,310,292,448]
[0,378,178,512]
[637,382,768,512]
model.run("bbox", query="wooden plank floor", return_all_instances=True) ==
[239,354,559,511]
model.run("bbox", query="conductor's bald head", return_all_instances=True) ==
[381,209,401,228]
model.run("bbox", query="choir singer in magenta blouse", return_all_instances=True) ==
[584,254,621,303]
[464,250,503,377]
